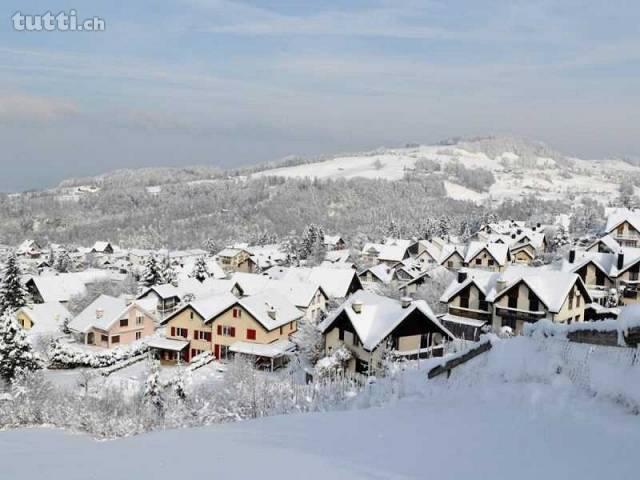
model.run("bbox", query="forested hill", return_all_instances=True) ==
[0,136,633,249]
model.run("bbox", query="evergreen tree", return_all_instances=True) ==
[54,248,71,273]
[191,256,209,283]
[203,238,218,255]
[0,253,28,315]
[385,218,401,238]
[141,256,163,287]
[143,358,165,419]
[0,311,41,382]
[47,247,56,269]
[161,257,177,285]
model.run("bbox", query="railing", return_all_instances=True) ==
[448,307,491,321]
[494,306,546,322]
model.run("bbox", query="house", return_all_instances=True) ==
[586,234,621,254]
[231,272,328,323]
[323,235,346,251]
[440,266,591,336]
[137,284,183,315]
[216,248,257,273]
[156,290,301,369]
[559,247,640,305]
[91,241,114,254]
[68,294,157,347]
[16,240,42,258]
[26,274,87,304]
[15,302,72,337]
[361,238,416,266]
[319,291,454,374]
[265,266,363,300]
[439,242,510,272]
[605,208,640,247]
[358,264,396,286]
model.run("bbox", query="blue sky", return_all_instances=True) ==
[1,0,639,191]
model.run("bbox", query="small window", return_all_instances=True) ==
[488,259,495,266]
[135,331,142,340]
[447,261,453,268]
[460,296,469,309]
[111,335,120,344]
[101,334,108,343]
[120,319,128,327]
[190,311,194,320]
[338,328,344,341]
[246,329,256,340]
[475,258,482,265]
[136,315,144,325]
[232,308,242,318]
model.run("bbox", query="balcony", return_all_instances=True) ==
[495,306,546,323]
[448,306,492,322]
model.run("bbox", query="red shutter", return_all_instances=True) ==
[247,329,256,340]
[217,325,222,335]
[183,329,188,338]
[214,344,220,359]
[171,327,175,336]
[230,327,236,337]
[206,332,212,342]
[232,308,237,318]
[194,330,198,340]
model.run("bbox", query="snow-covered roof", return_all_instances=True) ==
[440,266,588,313]
[17,302,72,335]
[319,290,453,351]
[231,272,325,308]
[587,234,621,253]
[187,293,238,322]
[323,235,344,246]
[440,313,487,328]
[146,336,189,351]
[68,294,127,333]
[27,274,87,303]
[238,289,303,330]
[463,241,510,266]
[605,208,640,233]
[557,247,640,278]
[360,263,395,284]
[324,249,351,264]
[91,241,112,253]
[216,248,249,258]
[229,338,295,358]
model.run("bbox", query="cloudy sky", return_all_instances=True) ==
[1,0,639,191]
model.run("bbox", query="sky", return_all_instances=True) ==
[0,0,639,192]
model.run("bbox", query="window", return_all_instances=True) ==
[290,322,294,331]
[232,308,242,318]
[190,311,194,320]
[528,291,539,311]
[135,331,142,340]
[568,292,574,309]
[246,329,256,340]
[447,261,453,268]
[617,225,624,235]
[508,291,518,309]
[120,319,128,327]
[475,258,482,265]
[338,328,344,341]
[136,315,144,325]
[459,296,469,309]
[101,334,108,343]
[576,294,581,308]
[111,335,120,344]
[195,330,212,341]
[217,325,235,337]
[596,270,605,286]
[479,300,489,311]
[280,326,283,335]
[488,259,495,266]
[173,327,188,338]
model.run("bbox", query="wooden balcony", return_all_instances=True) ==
[494,306,546,323]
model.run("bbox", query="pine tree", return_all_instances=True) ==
[54,248,71,273]
[47,247,56,269]
[191,256,209,283]
[161,257,177,285]
[141,256,163,287]
[0,253,28,315]
[143,358,165,419]
[203,238,218,255]
[0,311,41,382]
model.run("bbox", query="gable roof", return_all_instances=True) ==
[359,263,395,284]
[605,209,640,233]
[464,241,510,266]
[319,290,453,351]
[558,248,640,278]
[440,266,590,313]
[18,302,72,335]
[231,272,326,308]
[586,234,621,253]
[266,266,361,298]
[68,294,126,333]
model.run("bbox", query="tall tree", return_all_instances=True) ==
[0,311,41,382]
[0,253,28,315]
[191,256,209,283]
[141,256,163,287]
[161,257,177,285]
[54,248,71,273]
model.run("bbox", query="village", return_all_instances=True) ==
[0,205,637,389]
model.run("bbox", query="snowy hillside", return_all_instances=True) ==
[252,137,640,205]
[2,335,640,479]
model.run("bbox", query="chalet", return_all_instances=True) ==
[361,239,416,266]
[586,234,621,254]
[440,266,591,336]
[230,272,328,324]
[16,239,42,258]
[264,266,363,300]
[605,208,640,247]
[359,264,396,286]
[91,241,114,254]
[15,302,72,337]
[216,248,257,273]
[319,291,454,375]
[156,290,301,369]
[323,235,346,251]
[439,242,510,272]
[68,295,156,347]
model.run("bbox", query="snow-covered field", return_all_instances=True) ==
[2,336,640,479]
[252,143,638,205]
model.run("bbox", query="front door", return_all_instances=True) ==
[87,332,94,345]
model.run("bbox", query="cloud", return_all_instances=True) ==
[0,93,78,123]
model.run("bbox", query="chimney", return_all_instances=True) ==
[352,300,363,314]
[267,305,277,320]
[517,229,522,235]
[96,309,104,319]
[537,222,541,228]
[511,233,516,239]
[400,297,412,309]
[617,252,624,270]
[124,295,133,306]
[569,249,576,264]
[496,276,507,292]
[458,271,467,283]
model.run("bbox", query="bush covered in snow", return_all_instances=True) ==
[48,339,149,369]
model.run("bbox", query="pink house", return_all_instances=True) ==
[68,294,156,348]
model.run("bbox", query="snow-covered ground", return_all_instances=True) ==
[2,336,640,479]
[252,143,638,205]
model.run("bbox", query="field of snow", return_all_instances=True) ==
[3,336,640,479]
[252,144,638,205]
